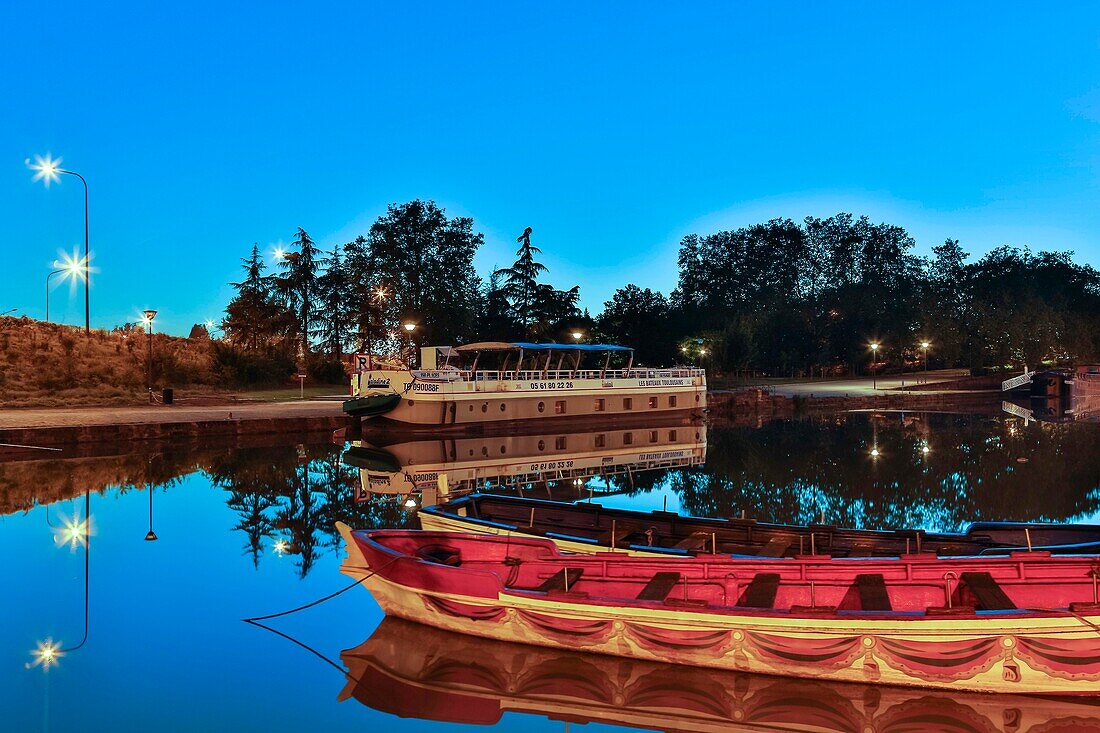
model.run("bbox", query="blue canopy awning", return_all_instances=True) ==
[512,342,633,352]
[454,341,633,353]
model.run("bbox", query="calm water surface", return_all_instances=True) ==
[5,411,1100,732]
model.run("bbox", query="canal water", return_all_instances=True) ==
[4,410,1100,732]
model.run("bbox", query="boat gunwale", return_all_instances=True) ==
[350,529,1100,628]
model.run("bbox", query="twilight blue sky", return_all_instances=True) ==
[4,1,1100,335]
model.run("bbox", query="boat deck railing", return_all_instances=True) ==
[412,368,705,382]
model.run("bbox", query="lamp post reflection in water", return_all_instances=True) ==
[32,490,92,670]
[145,487,158,541]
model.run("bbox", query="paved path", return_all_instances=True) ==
[0,400,344,429]
[763,369,984,397]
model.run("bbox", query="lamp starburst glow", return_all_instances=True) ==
[54,249,90,284]
[374,287,388,303]
[28,638,63,670]
[54,511,90,551]
[28,154,62,187]
[273,539,289,555]
[273,247,286,261]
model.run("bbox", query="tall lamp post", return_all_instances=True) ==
[142,310,157,390]
[45,259,84,323]
[45,269,64,323]
[920,341,931,382]
[870,342,881,390]
[403,321,417,368]
[30,155,91,335]
[365,286,388,367]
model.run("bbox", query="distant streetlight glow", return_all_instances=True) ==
[922,445,931,454]
[403,322,416,333]
[870,342,881,390]
[374,287,388,303]
[870,447,880,458]
[699,348,707,356]
[273,539,289,555]
[273,247,286,261]
[404,497,417,508]
[571,331,583,341]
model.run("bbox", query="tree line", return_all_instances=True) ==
[222,201,1100,383]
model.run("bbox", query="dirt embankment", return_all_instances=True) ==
[0,316,221,407]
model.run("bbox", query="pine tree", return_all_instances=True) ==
[316,243,352,358]
[495,226,548,334]
[278,227,323,352]
[223,243,285,350]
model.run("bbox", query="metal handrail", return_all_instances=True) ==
[413,368,705,382]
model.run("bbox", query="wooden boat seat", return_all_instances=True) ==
[673,531,710,551]
[756,537,792,558]
[738,573,781,608]
[636,572,681,601]
[960,572,1016,610]
[856,573,892,611]
[534,567,584,593]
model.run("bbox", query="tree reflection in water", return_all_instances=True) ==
[6,411,1100,578]
[205,443,413,577]
[680,412,1100,531]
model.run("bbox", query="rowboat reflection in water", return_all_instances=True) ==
[340,617,1100,732]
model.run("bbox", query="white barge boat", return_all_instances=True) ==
[343,342,706,428]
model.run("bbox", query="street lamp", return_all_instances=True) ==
[571,331,583,341]
[363,286,388,365]
[45,258,84,323]
[402,321,417,368]
[920,341,931,381]
[869,343,880,390]
[142,310,157,389]
[29,155,92,335]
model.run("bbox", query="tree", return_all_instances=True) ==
[316,243,353,358]
[495,227,549,333]
[366,200,483,345]
[277,228,323,352]
[222,243,291,351]
[597,285,672,363]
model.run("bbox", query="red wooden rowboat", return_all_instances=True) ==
[337,524,1100,695]
[341,616,1100,731]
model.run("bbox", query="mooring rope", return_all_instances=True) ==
[241,556,399,623]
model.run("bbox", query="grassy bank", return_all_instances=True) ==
[0,316,345,407]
